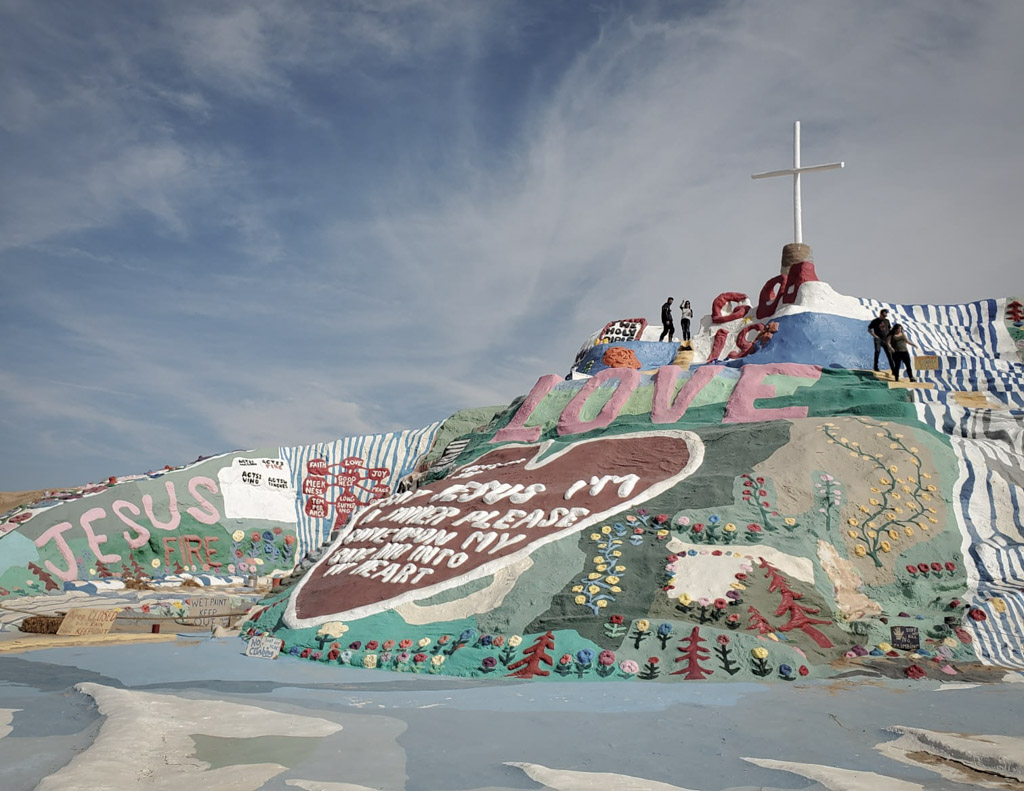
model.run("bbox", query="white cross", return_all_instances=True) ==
[751,121,844,244]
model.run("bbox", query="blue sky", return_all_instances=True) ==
[1,0,1020,491]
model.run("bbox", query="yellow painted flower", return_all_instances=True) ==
[431,654,446,667]
[254,558,264,565]
[847,530,858,538]
[88,568,96,576]
[848,517,859,526]
[851,441,860,447]
[574,595,587,605]
[891,492,901,500]
[921,493,932,501]
[885,513,896,522]
[991,597,1007,613]
[855,546,867,557]
[910,447,918,453]
[867,521,877,528]
[876,431,886,437]
[611,539,623,545]
[588,585,600,594]
[596,599,608,608]
[508,635,523,647]
[679,593,692,606]
[867,530,877,539]
[878,642,893,652]
[657,529,669,537]
[879,478,891,485]
[590,533,600,541]
[610,586,622,593]
[635,619,651,632]
[893,506,903,514]
[601,526,612,534]
[588,573,601,580]
[363,654,378,669]
[768,633,780,642]
[615,565,626,571]
[151,558,161,568]
[596,565,608,572]
[827,439,835,445]
[927,507,937,514]
[889,465,899,473]
[605,576,620,585]
[912,457,921,465]
[724,523,737,533]
[928,516,938,524]
[418,637,431,648]
[870,487,880,493]
[612,551,622,558]
[890,443,900,449]
[926,484,937,492]
[904,526,915,536]
[918,522,930,531]
[784,518,796,526]
[880,541,891,552]
[922,472,932,479]
[888,529,899,540]
[849,451,858,458]
[942,637,957,648]
[894,433,903,438]
[232,530,245,542]
[751,646,769,659]
[869,498,881,506]
[730,582,746,591]
[571,585,584,593]
[593,556,605,564]
[840,436,849,443]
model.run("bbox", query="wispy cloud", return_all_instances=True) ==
[1,0,1022,489]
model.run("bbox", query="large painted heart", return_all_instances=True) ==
[285,429,704,627]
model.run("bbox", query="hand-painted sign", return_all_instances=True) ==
[244,634,283,659]
[57,608,118,636]
[890,625,921,651]
[183,595,233,627]
[285,430,704,628]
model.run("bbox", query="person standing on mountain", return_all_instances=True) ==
[868,308,894,372]
[679,300,693,342]
[659,297,675,342]
[888,324,918,382]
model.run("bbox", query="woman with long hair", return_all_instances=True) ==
[887,323,917,382]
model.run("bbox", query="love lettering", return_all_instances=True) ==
[493,363,822,444]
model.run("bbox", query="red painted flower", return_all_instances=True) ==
[348,641,362,650]
[300,648,312,659]
[758,489,767,496]
[251,532,261,541]
[598,650,616,666]
[141,604,151,613]
[735,572,747,580]
[747,524,762,533]
[714,598,728,610]
[559,653,573,665]
[968,608,987,622]
[654,514,669,524]
[726,613,740,623]
[283,535,296,545]
[905,664,927,679]
[437,635,450,645]
[930,562,942,572]
[711,550,722,556]
[717,635,730,645]
[918,563,930,573]
[667,555,678,563]
[383,639,396,650]
[756,477,765,484]
[945,561,956,572]
[413,653,427,663]
[366,640,379,650]
[906,565,918,574]
[648,657,659,665]
[273,526,283,535]
[949,599,961,609]
[798,665,809,676]
[692,524,704,533]
[399,639,413,649]
[634,527,645,535]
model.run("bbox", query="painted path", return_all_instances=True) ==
[1,638,1023,790]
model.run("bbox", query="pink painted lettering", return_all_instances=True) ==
[186,476,221,524]
[651,365,723,424]
[33,521,78,581]
[80,507,121,563]
[723,363,821,423]
[143,481,181,531]
[113,499,151,549]
[491,374,561,444]
[557,368,641,436]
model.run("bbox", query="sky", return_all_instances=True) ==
[0,0,1020,491]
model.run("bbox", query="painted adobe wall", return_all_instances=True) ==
[246,265,1024,683]
[0,424,441,599]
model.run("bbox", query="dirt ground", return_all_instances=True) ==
[0,490,52,513]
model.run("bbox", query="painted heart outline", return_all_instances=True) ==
[285,429,704,628]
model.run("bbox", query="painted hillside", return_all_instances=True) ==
[2,246,1022,684]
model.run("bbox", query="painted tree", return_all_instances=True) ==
[27,562,59,591]
[1007,300,1023,322]
[671,626,713,680]
[94,560,114,579]
[760,558,833,648]
[506,631,555,679]
[746,605,774,636]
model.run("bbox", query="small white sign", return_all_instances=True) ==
[245,634,283,660]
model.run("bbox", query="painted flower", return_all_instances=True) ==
[318,622,349,640]
[559,653,573,666]
[340,650,353,663]
[431,654,445,667]
[751,646,769,660]
[635,619,650,632]
[906,565,918,574]
[396,652,410,663]
[273,526,283,535]
[366,640,379,650]
[648,657,660,665]
[968,608,987,622]
[480,635,493,647]
[654,514,669,524]
[930,562,942,572]
[399,639,413,649]
[723,523,737,533]
[413,653,428,663]
[283,535,296,545]
[508,635,523,647]
[619,660,639,675]
[493,636,505,647]
[677,516,691,526]
[437,635,450,645]
[877,642,893,653]
[798,665,809,676]
[576,649,595,665]
[717,635,730,645]
[678,593,692,606]
[574,595,587,605]
[348,641,362,650]
[598,650,616,666]
[855,546,867,557]
[417,637,431,648]
[692,524,704,533]
[657,623,673,637]
[747,523,762,533]
[232,530,245,542]
[251,532,261,541]
[945,561,956,571]
[383,639,396,650]
[610,614,624,625]
[379,651,392,664]
[713,598,728,610]
[779,664,794,678]
[363,654,378,669]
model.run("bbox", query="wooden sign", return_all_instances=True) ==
[914,355,939,371]
[56,608,118,636]
[184,595,233,627]
[890,625,921,651]
[245,634,283,660]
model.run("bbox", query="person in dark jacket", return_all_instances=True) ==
[679,300,693,342]
[888,323,917,382]
[868,309,894,372]
[659,297,675,342]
